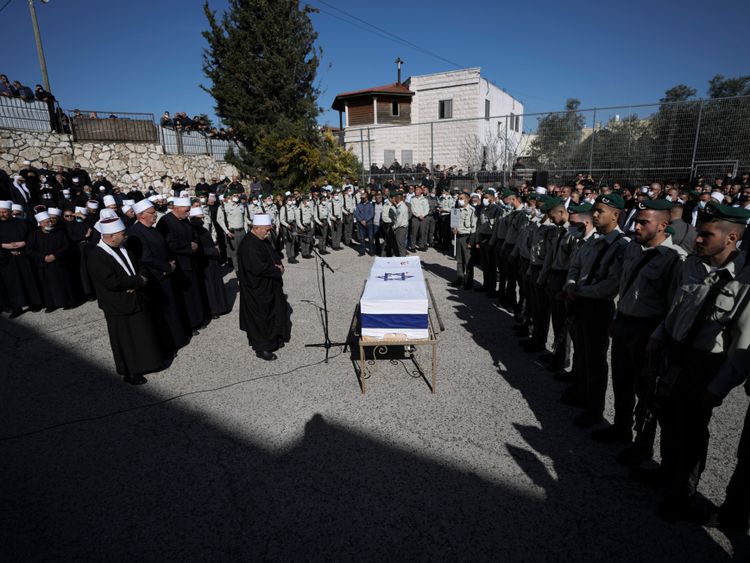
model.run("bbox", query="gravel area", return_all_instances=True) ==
[2,245,748,561]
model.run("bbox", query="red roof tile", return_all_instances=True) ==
[332,82,414,110]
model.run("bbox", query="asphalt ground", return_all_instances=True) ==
[2,243,749,561]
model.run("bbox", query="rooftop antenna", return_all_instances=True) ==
[395,57,403,85]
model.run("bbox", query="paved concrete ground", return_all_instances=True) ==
[2,244,749,561]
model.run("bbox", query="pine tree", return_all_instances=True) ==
[202,0,321,171]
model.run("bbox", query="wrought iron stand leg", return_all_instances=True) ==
[360,341,366,394]
[431,343,437,393]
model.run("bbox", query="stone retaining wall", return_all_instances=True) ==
[0,129,239,187]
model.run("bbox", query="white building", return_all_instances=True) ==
[331,67,524,173]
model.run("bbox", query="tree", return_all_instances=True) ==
[708,74,750,99]
[660,84,696,103]
[202,0,321,172]
[529,99,585,171]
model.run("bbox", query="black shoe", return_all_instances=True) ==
[591,425,632,444]
[320,250,330,255]
[288,258,298,264]
[192,330,199,336]
[332,247,342,251]
[573,411,603,428]
[44,307,57,313]
[256,350,277,361]
[629,466,667,488]
[29,305,43,312]
[212,314,221,320]
[716,510,750,535]
[522,342,545,353]
[547,363,566,373]
[86,295,97,302]
[617,443,654,467]
[302,254,313,259]
[358,252,365,256]
[553,370,575,382]
[657,495,693,523]
[125,375,147,385]
[449,279,463,288]
[487,290,499,298]
[475,286,488,292]
[8,308,24,319]
[560,389,586,407]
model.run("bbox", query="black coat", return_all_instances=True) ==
[26,227,75,307]
[237,232,291,352]
[87,244,169,377]
[0,218,42,308]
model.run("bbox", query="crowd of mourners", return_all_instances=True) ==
[2,159,750,534]
[159,111,238,140]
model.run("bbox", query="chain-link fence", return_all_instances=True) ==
[345,95,750,187]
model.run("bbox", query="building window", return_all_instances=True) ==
[401,150,413,166]
[391,101,399,117]
[384,149,396,167]
[510,112,515,132]
[438,99,453,119]
[485,99,490,120]
[515,114,521,132]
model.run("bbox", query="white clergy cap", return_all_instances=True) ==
[123,199,135,206]
[148,195,159,202]
[0,200,12,210]
[179,190,188,198]
[23,160,31,165]
[12,204,23,212]
[35,211,50,223]
[121,205,132,215]
[133,199,154,214]
[74,206,87,215]
[710,191,725,203]
[99,209,118,220]
[103,195,116,207]
[173,197,191,207]
[47,207,62,216]
[72,177,80,183]
[189,207,204,218]
[87,200,99,209]
[99,218,126,234]
[253,214,272,226]
[535,187,547,194]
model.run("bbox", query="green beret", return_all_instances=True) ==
[637,199,673,211]
[701,201,750,224]
[595,193,625,210]
[302,193,311,200]
[486,187,497,195]
[195,188,209,197]
[501,188,516,199]
[541,196,564,211]
[568,202,593,214]
[527,193,538,201]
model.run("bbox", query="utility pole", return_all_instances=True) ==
[28,0,51,93]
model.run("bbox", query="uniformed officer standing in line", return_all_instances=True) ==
[451,191,477,288]
[380,192,394,257]
[512,194,540,337]
[564,193,629,428]
[246,194,264,227]
[389,190,410,257]
[591,200,686,456]
[475,191,500,295]
[408,186,430,251]
[296,193,315,259]
[279,194,299,264]
[437,189,456,250]
[646,202,750,522]
[501,190,529,312]
[557,202,597,397]
[216,188,246,272]
[342,185,355,246]
[426,188,439,248]
[330,188,344,250]
[523,197,557,352]
[314,192,331,254]
[539,198,574,373]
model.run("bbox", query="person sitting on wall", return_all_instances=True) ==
[34,84,55,103]
[160,111,173,127]
[0,74,15,97]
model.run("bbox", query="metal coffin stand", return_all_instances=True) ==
[350,278,442,394]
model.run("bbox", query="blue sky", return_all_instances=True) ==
[1,0,748,130]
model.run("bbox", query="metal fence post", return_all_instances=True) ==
[176,130,184,155]
[588,108,596,176]
[504,117,509,186]
[689,99,705,181]
[367,127,372,172]
[430,122,434,172]
[360,129,365,185]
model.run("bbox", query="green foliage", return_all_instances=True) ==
[202,0,321,171]
[529,99,586,169]
[708,75,750,99]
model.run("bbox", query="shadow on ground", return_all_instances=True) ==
[1,280,745,561]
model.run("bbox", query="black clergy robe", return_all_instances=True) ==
[65,219,95,298]
[0,218,42,308]
[26,227,75,308]
[237,232,292,353]
[156,212,207,330]
[127,220,189,349]
[193,222,230,316]
[87,244,169,378]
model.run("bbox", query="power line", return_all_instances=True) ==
[0,0,13,13]
[312,0,464,70]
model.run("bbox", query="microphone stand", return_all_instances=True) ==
[305,246,348,362]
